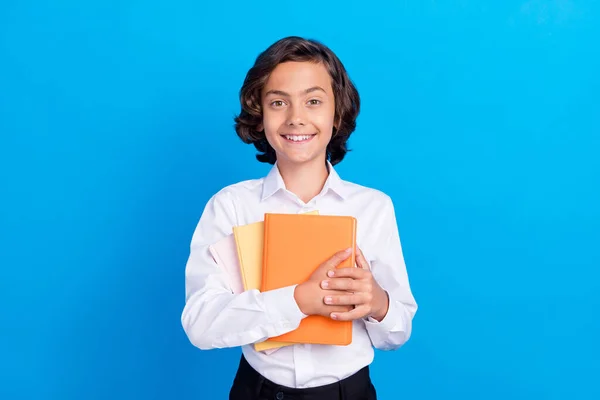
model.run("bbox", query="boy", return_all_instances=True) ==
[181,36,418,400]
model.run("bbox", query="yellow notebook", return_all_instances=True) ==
[233,210,319,352]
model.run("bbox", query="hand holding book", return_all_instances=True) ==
[293,247,355,317]
[210,212,362,348]
[321,247,390,322]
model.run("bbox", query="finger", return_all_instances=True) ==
[356,247,370,270]
[327,267,369,279]
[328,304,353,313]
[321,277,355,291]
[324,292,366,306]
[322,278,367,293]
[330,305,370,321]
[321,248,353,270]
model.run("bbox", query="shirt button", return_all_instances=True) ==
[276,392,284,400]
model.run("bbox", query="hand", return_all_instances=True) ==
[321,248,389,322]
[294,248,354,317]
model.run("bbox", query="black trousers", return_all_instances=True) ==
[229,355,377,400]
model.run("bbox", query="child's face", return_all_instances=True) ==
[260,61,336,167]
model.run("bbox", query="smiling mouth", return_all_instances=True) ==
[281,134,317,143]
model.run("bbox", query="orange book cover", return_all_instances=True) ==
[261,213,356,346]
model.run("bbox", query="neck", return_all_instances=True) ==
[277,157,329,204]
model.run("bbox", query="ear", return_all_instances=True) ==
[257,123,263,132]
[334,115,341,130]
[332,117,341,137]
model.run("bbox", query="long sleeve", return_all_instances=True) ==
[363,196,418,351]
[180,189,307,350]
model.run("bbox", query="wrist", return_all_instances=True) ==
[293,282,311,315]
[371,289,389,322]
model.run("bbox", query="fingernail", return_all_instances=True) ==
[330,313,337,319]
[327,270,335,277]
[344,248,352,254]
[321,280,329,288]
[324,296,332,304]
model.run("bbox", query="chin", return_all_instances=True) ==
[277,150,325,166]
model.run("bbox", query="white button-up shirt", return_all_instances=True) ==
[181,162,418,388]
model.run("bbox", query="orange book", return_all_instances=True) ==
[261,213,357,346]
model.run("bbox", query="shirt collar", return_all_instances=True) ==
[261,161,349,201]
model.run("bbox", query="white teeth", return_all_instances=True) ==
[285,135,312,142]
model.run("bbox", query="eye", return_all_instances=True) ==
[307,99,321,106]
[270,100,285,107]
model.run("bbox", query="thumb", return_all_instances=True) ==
[322,247,353,270]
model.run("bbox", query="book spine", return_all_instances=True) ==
[351,217,357,269]
[260,213,270,292]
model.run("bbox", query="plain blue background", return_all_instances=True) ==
[1,1,599,399]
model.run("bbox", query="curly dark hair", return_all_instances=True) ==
[233,36,360,165]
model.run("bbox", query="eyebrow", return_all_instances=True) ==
[264,86,327,97]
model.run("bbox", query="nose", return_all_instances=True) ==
[286,102,306,126]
